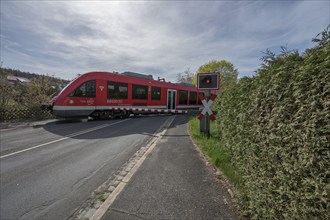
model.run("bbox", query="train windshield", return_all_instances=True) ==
[57,74,81,96]
[69,80,96,97]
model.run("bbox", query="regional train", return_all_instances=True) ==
[45,71,203,119]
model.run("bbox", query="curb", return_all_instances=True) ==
[187,125,248,219]
[187,127,237,200]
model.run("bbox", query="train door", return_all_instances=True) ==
[167,89,177,109]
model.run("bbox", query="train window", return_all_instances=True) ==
[69,80,96,97]
[107,81,128,99]
[132,84,148,100]
[179,90,188,105]
[151,87,161,100]
[189,91,197,104]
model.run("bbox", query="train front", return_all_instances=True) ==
[43,73,97,119]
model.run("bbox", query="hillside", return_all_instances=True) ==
[0,67,70,86]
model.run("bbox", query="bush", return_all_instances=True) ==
[0,68,57,122]
[218,28,329,219]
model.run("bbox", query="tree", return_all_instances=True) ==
[312,24,330,48]
[22,75,57,108]
[0,67,13,110]
[176,68,195,84]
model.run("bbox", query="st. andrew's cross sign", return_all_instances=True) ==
[197,72,220,136]
[197,72,220,121]
[198,93,217,121]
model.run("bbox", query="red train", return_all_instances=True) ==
[47,71,203,119]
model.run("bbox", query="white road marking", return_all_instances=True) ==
[0,119,131,159]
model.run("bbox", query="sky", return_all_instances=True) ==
[1,1,329,82]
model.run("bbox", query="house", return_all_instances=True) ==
[7,76,30,84]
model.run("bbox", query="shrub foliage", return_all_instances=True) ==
[217,27,329,218]
[0,68,64,122]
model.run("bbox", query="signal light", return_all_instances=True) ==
[197,73,219,90]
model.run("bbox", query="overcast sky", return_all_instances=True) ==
[1,1,329,82]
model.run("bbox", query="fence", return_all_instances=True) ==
[0,108,54,122]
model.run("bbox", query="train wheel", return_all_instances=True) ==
[104,111,112,120]
[122,110,130,118]
[95,110,111,120]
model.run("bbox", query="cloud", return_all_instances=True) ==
[1,1,329,81]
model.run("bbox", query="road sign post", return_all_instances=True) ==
[200,90,211,136]
[197,72,220,137]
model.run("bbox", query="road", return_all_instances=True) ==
[0,115,172,220]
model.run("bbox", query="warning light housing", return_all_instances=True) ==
[197,73,220,90]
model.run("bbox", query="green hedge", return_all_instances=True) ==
[218,33,329,218]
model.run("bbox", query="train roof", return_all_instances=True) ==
[121,71,154,80]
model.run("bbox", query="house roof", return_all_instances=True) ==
[7,76,30,83]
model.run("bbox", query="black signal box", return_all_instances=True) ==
[197,73,220,90]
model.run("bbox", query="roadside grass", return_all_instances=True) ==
[188,117,241,187]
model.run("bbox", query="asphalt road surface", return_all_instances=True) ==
[0,115,172,220]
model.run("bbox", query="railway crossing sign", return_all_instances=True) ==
[198,93,217,121]
[197,72,220,137]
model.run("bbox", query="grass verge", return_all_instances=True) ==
[188,117,241,187]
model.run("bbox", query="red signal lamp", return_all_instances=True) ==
[197,73,220,90]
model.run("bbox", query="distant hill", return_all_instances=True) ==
[0,67,70,89]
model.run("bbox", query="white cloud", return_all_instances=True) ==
[1,1,329,81]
